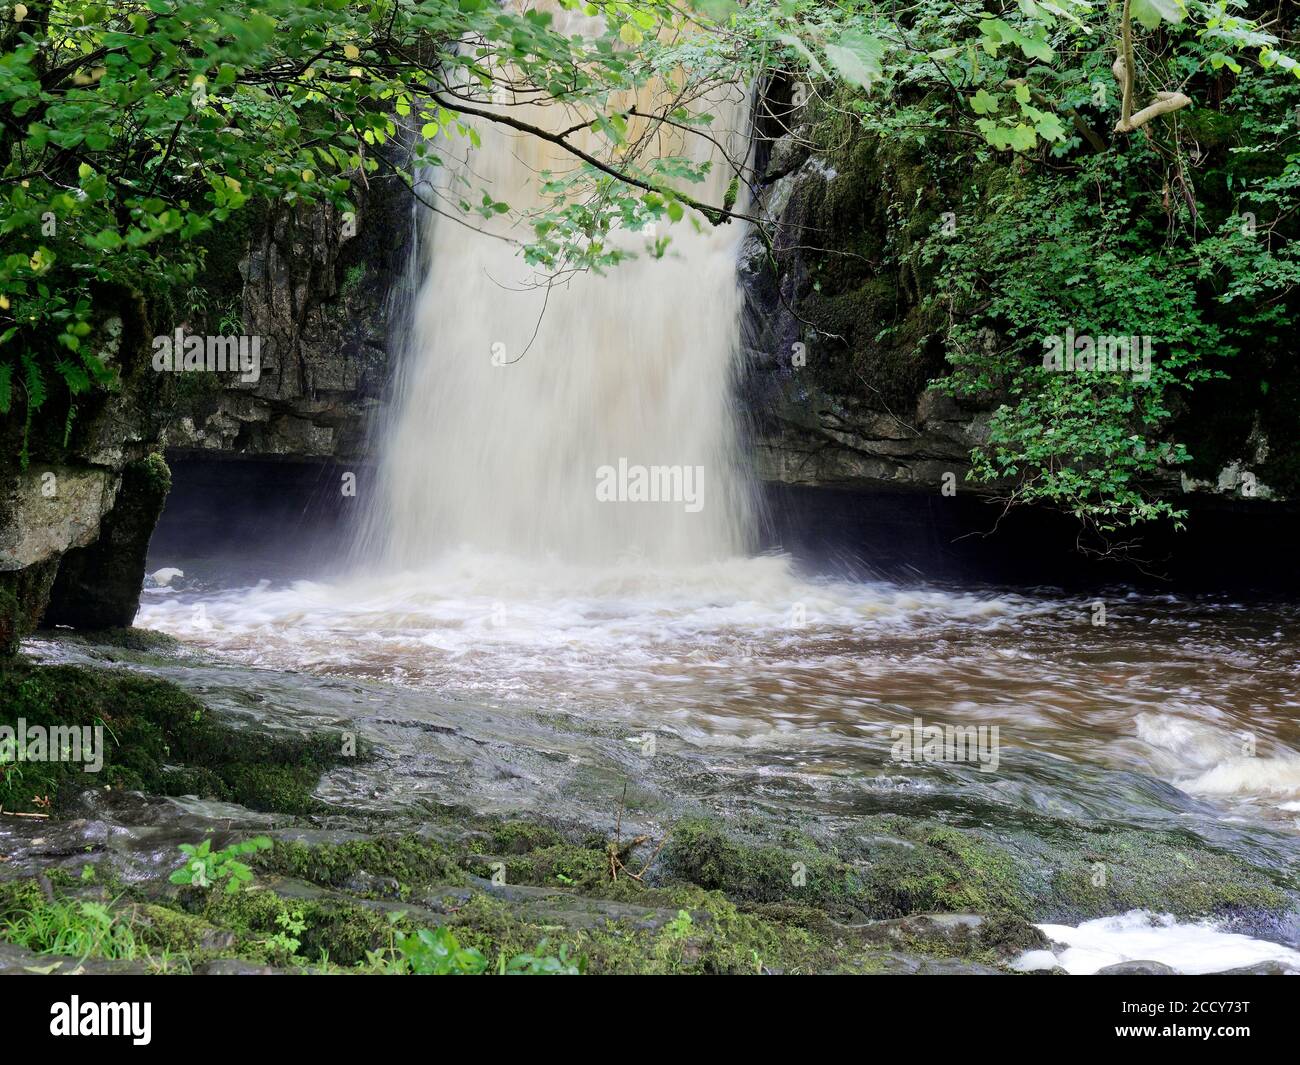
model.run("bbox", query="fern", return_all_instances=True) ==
[55,357,91,395]
[0,362,10,414]
[82,349,115,386]
[20,351,46,411]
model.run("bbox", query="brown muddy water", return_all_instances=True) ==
[134,549,1300,835]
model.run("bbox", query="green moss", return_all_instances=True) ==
[259,835,463,893]
[0,878,46,918]
[0,662,358,814]
[491,814,1033,926]
[129,903,229,958]
[860,823,1030,918]
[495,843,610,891]
[1037,826,1291,922]
[437,887,837,975]
[490,820,564,854]
[194,886,406,966]
[69,627,182,653]
[767,93,968,413]
[664,817,896,917]
[0,559,60,656]
[135,452,172,496]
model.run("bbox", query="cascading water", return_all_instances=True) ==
[358,30,755,568]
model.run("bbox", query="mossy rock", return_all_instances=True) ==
[0,662,357,815]
[258,835,463,894]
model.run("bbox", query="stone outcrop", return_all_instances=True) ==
[44,454,171,629]
[1,159,409,652]
[738,78,986,493]
[162,168,412,460]
[0,294,169,653]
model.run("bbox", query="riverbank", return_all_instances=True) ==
[3,630,1296,975]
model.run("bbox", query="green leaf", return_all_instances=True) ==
[777,34,826,77]
[971,89,1000,115]
[1006,124,1038,152]
[1131,0,1185,31]
[1034,112,1067,142]
[823,31,885,88]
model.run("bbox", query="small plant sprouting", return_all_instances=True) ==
[169,836,272,894]
[396,926,489,975]
[364,913,583,975]
[502,938,585,975]
[266,908,307,961]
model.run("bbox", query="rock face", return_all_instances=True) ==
[738,78,988,492]
[162,169,412,461]
[0,466,118,570]
[44,454,172,629]
[0,159,411,652]
[0,295,170,653]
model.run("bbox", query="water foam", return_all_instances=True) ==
[1014,910,1300,975]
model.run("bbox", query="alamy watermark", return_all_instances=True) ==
[1042,329,1152,382]
[890,716,1000,773]
[0,719,104,773]
[50,997,151,1045]
[152,329,261,383]
[595,459,705,513]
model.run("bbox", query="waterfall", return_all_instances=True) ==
[358,16,755,570]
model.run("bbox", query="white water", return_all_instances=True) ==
[1013,910,1300,974]
[359,8,755,567]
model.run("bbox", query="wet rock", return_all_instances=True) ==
[165,166,410,462]
[1097,960,1179,975]
[872,952,1006,975]
[45,455,172,628]
[740,83,984,494]
[1215,960,1300,975]
[0,466,117,568]
[341,871,403,899]
[195,959,282,975]
[856,912,1047,960]
[0,941,151,975]
[1,296,168,651]
[0,558,59,655]
[4,634,1298,977]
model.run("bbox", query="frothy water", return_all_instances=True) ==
[357,3,755,567]
[137,562,1300,829]
[1014,910,1300,974]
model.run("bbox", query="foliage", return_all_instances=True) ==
[0,0,749,449]
[4,2,1279,432]
[501,937,586,974]
[1,897,139,962]
[265,907,307,961]
[364,916,584,975]
[905,7,1300,531]
[2,0,1294,526]
[169,835,272,894]
[394,925,490,975]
